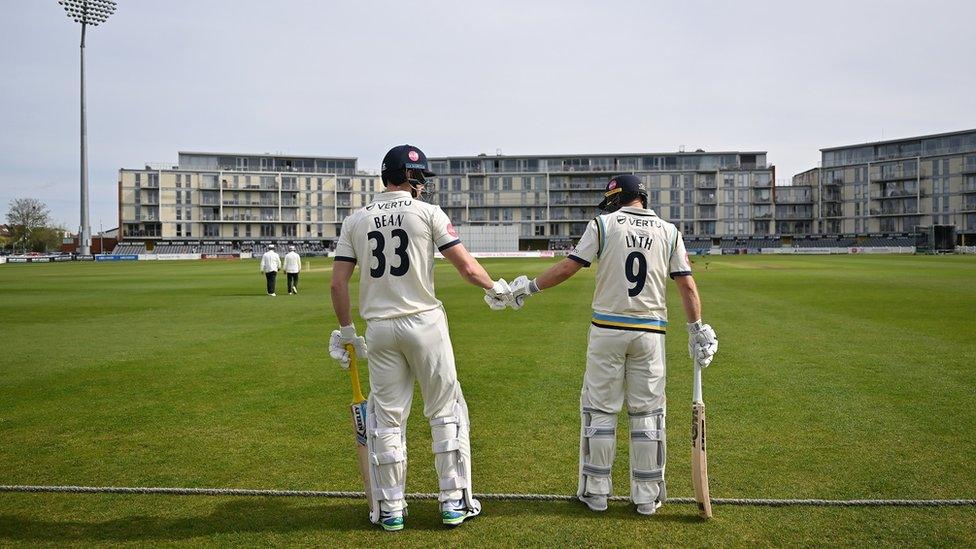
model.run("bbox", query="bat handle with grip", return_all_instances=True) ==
[692,363,703,404]
[346,344,365,403]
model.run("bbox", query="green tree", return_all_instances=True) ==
[6,198,53,253]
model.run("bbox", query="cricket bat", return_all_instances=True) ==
[691,364,713,519]
[346,344,372,512]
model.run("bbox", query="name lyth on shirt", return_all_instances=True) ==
[626,234,654,250]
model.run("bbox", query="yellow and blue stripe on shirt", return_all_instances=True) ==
[591,312,668,333]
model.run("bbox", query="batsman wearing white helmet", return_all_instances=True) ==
[329,144,510,532]
[502,174,718,516]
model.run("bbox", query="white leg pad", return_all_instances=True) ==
[366,398,408,524]
[578,394,618,498]
[629,407,666,504]
[429,392,481,516]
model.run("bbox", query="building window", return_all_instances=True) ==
[261,224,275,237]
[245,224,252,237]
[176,174,182,188]
[176,224,182,237]
[176,208,182,221]
[176,190,182,203]
[135,173,141,186]
[204,224,219,237]
[233,225,239,237]
[185,224,192,237]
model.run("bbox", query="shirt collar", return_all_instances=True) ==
[373,190,412,201]
[620,206,656,216]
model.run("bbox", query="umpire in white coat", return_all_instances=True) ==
[284,245,302,294]
[260,244,281,296]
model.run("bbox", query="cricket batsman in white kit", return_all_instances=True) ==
[329,144,509,531]
[503,174,718,515]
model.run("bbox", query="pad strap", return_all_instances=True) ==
[432,438,461,454]
[631,429,663,441]
[371,426,403,437]
[632,468,665,482]
[628,408,665,418]
[430,416,460,427]
[582,463,612,478]
[583,427,616,438]
[370,449,406,465]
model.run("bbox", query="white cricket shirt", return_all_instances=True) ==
[334,191,460,321]
[569,207,692,332]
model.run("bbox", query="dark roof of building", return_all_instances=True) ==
[820,128,976,152]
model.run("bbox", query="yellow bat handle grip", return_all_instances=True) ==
[346,344,365,403]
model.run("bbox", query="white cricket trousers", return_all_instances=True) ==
[581,325,667,504]
[366,306,467,510]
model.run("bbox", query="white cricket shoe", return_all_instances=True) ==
[270,293,277,297]
[636,500,663,516]
[579,493,608,512]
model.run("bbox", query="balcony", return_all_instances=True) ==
[871,171,919,183]
[868,208,923,217]
[774,212,812,220]
[751,194,773,204]
[871,189,922,199]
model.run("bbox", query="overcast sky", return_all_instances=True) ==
[1,0,974,230]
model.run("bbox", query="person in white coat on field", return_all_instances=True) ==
[260,244,281,296]
[284,245,302,294]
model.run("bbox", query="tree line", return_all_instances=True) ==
[2,198,66,253]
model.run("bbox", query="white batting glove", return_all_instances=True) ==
[509,275,541,310]
[484,278,511,311]
[687,320,718,368]
[330,325,367,367]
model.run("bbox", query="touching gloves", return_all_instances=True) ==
[484,278,512,310]
[508,275,540,310]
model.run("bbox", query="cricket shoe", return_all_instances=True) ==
[378,510,404,532]
[636,500,663,516]
[441,499,478,527]
[579,493,608,512]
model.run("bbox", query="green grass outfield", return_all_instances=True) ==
[1,255,975,546]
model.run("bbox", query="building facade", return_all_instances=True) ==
[119,152,382,243]
[811,129,976,238]
[119,149,777,248]
[426,151,776,247]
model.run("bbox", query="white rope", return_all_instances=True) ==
[1,485,974,507]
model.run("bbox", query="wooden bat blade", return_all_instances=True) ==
[691,402,713,519]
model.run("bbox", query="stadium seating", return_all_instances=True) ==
[110,244,146,255]
[718,237,782,249]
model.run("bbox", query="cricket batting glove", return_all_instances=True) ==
[484,278,511,311]
[509,275,540,310]
[687,320,718,368]
[330,325,367,367]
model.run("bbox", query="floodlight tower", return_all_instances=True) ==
[59,0,117,256]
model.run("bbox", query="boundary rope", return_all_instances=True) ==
[2,485,974,507]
